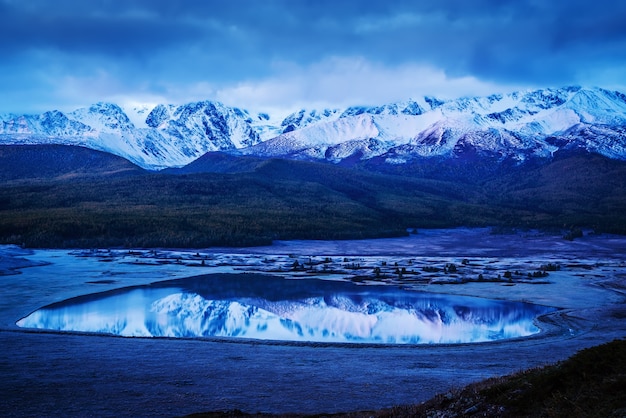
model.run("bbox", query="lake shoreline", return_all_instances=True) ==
[1,229,625,417]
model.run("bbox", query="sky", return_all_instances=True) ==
[1,0,625,115]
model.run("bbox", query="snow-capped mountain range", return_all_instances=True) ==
[1,86,625,169]
[0,101,272,169]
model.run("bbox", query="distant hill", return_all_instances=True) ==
[0,144,144,181]
[162,152,269,174]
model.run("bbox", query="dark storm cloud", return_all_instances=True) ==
[0,1,205,58]
[1,0,625,113]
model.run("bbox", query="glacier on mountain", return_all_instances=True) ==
[1,86,625,169]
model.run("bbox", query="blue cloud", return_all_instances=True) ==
[1,0,625,113]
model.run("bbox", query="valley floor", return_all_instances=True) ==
[1,229,625,417]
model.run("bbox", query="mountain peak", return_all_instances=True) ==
[145,104,174,128]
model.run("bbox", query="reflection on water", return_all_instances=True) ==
[17,274,554,344]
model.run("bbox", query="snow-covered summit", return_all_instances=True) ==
[245,86,626,164]
[0,100,265,169]
[0,86,625,169]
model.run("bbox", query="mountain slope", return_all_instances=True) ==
[0,144,144,181]
[162,152,270,174]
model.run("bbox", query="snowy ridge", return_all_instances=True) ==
[249,86,626,164]
[1,86,626,169]
[0,101,266,169]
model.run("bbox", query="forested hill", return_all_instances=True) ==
[1,145,625,248]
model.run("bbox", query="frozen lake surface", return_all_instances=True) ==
[1,228,626,417]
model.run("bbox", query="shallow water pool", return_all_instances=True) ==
[17,273,554,344]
